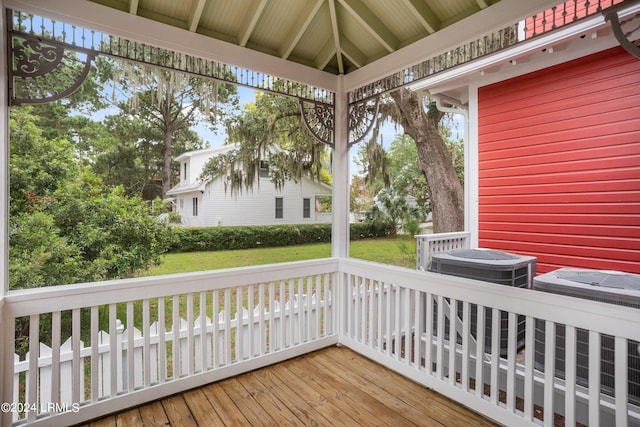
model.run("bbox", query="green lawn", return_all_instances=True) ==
[114,235,416,334]
[143,235,416,276]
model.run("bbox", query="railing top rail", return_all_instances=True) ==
[4,258,339,317]
[415,231,471,240]
[339,258,640,341]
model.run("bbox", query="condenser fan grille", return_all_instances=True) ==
[450,249,518,260]
[555,270,640,290]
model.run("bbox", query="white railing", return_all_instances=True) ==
[0,259,338,426]
[2,257,640,426]
[338,258,640,427]
[415,231,471,271]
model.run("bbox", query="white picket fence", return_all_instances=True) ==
[8,264,334,425]
[14,297,321,402]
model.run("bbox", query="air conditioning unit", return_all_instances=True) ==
[429,249,537,357]
[533,268,640,405]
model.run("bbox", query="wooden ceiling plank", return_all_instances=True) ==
[328,0,344,74]
[338,0,399,52]
[279,0,324,59]
[400,0,439,34]
[440,6,481,29]
[239,0,268,47]
[475,0,489,9]
[187,0,206,32]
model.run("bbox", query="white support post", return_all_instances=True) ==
[0,0,10,418]
[462,95,471,234]
[467,84,480,248]
[331,76,349,260]
[332,77,349,342]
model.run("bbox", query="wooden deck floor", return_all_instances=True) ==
[80,346,496,426]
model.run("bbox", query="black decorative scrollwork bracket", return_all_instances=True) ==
[604,1,640,59]
[300,100,335,147]
[299,96,380,148]
[8,30,96,106]
[348,96,379,147]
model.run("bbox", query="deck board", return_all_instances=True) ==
[250,365,338,426]
[138,401,171,426]
[162,394,198,426]
[80,346,495,427]
[114,408,144,426]
[284,355,400,426]
[183,388,225,426]
[321,347,496,427]
[199,382,251,426]
[235,372,301,425]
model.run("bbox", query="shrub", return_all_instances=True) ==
[349,221,392,240]
[168,222,391,253]
[402,217,422,236]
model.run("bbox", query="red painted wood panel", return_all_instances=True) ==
[480,134,639,162]
[480,57,638,110]
[480,106,640,147]
[481,81,639,126]
[479,122,640,155]
[478,46,640,275]
[479,222,640,239]
[481,203,639,215]
[481,191,640,205]
[478,238,638,273]
[480,181,640,196]
[480,167,640,187]
[480,154,640,179]
[480,213,639,227]
[480,230,638,251]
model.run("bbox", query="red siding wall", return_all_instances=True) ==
[478,46,640,274]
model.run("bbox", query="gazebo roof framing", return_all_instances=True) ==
[5,0,637,147]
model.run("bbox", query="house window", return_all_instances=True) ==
[179,199,184,210]
[259,160,269,178]
[275,197,283,219]
[192,197,198,216]
[183,162,188,181]
[303,198,311,219]
[315,195,332,212]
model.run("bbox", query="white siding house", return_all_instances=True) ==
[166,145,332,227]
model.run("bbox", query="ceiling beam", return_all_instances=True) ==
[187,0,206,32]
[128,0,138,15]
[238,0,268,47]
[279,0,324,59]
[338,0,399,52]
[328,0,344,74]
[400,0,439,34]
[340,37,366,68]
[315,38,336,71]
[475,0,489,8]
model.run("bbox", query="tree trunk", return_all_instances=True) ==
[162,130,173,199]
[389,89,464,233]
[160,98,176,200]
